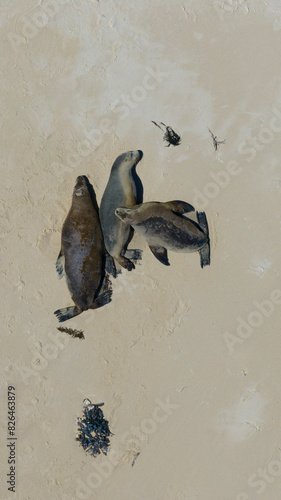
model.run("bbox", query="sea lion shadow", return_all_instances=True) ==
[82,175,99,212]
[132,150,144,204]
[132,166,143,204]
[123,151,144,253]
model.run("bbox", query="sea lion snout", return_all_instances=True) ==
[131,150,143,163]
[74,176,87,196]
[115,207,131,222]
[75,176,86,188]
[127,150,141,163]
[120,150,142,166]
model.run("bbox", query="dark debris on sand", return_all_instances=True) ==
[76,399,112,457]
[57,326,85,339]
[208,128,226,151]
[152,121,181,147]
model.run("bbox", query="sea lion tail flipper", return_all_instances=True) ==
[196,211,210,268]
[124,249,143,261]
[149,245,170,266]
[199,244,210,268]
[165,201,195,214]
[54,306,82,322]
[116,256,135,271]
[91,289,112,310]
[196,211,209,235]
[105,252,117,278]
[56,250,65,279]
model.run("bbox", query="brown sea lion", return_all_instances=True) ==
[115,201,210,268]
[54,176,113,322]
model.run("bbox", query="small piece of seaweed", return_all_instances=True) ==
[57,326,85,339]
[208,128,226,151]
[152,121,181,147]
[132,452,140,467]
[76,399,112,457]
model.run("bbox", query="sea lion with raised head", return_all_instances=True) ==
[54,176,113,322]
[115,200,210,268]
[99,151,143,271]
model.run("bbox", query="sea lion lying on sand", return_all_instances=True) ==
[54,176,113,322]
[100,151,143,271]
[115,200,210,268]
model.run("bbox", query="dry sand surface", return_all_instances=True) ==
[1,0,281,499]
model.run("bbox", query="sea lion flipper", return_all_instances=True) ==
[196,211,208,235]
[124,249,143,261]
[54,306,82,323]
[165,201,195,214]
[199,245,210,268]
[91,289,112,310]
[115,256,135,271]
[196,211,210,268]
[56,250,65,279]
[105,252,117,278]
[149,245,170,266]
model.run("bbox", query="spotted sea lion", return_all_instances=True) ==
[99,151,143,271]
[115,201,210,268]
[54,176,113,323]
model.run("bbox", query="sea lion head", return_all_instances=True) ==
[115,207,137,224]
[112,150,143,172]
[73,176,88,197]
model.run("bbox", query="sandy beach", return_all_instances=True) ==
[1,1,281,499]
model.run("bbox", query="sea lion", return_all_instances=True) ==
[99,151,143,271]
[115,201,210,268]
[54,176,113,323]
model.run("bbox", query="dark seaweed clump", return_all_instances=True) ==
[163,126,181,147]
[76,400,112,456]
[152,121,181,147]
